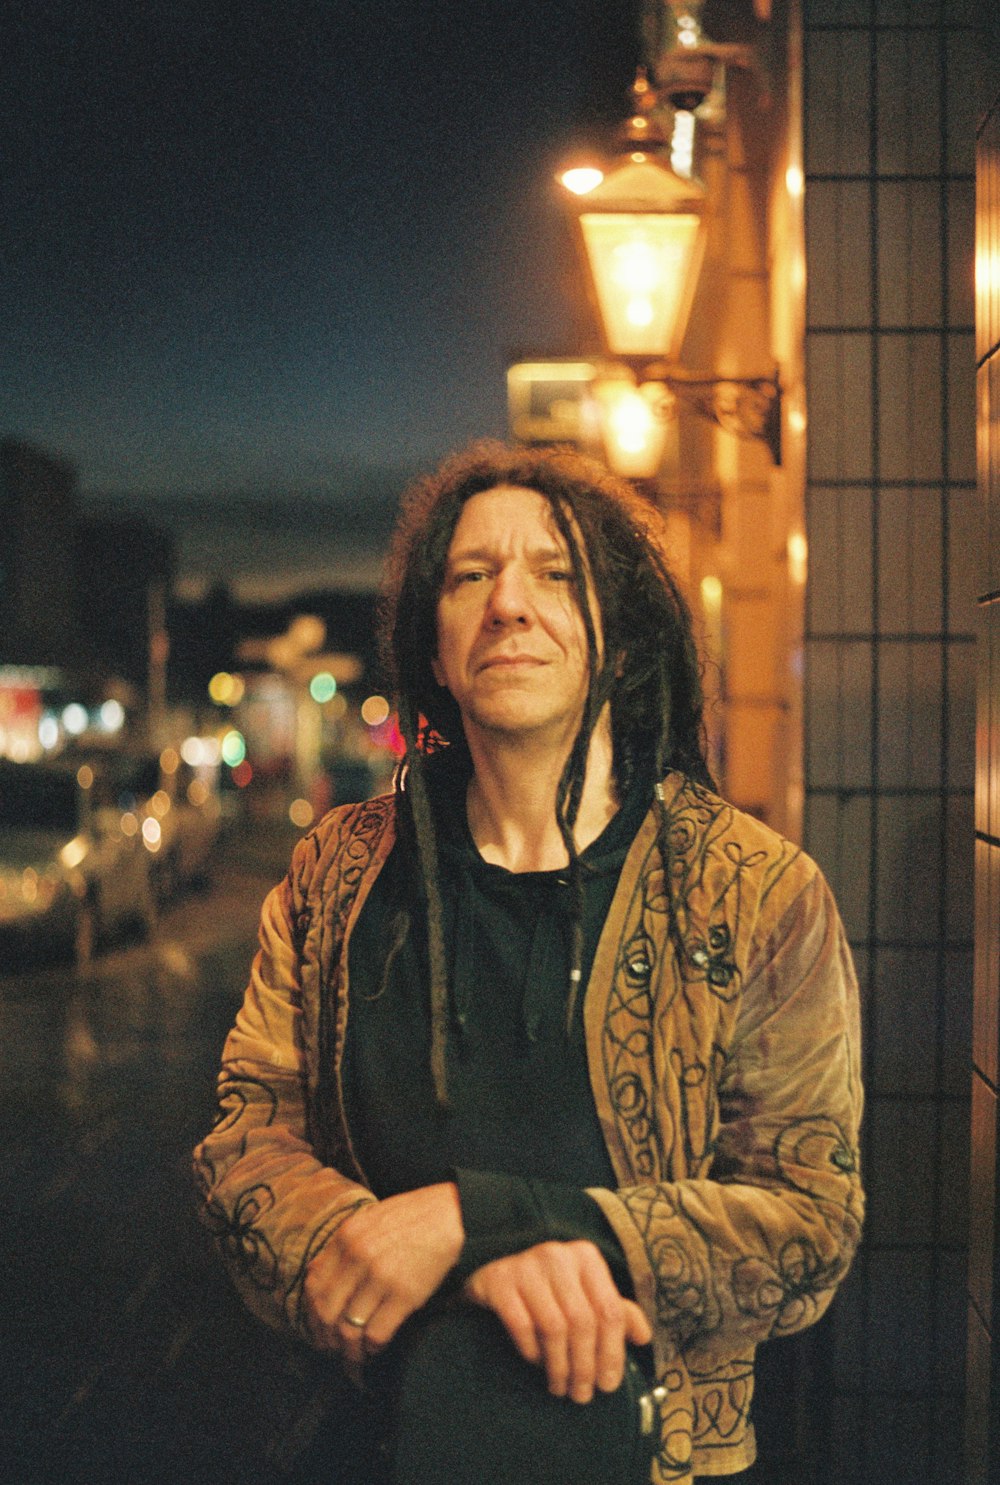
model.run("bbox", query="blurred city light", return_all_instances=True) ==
[76,764,95,790]
[38,715,59,751]
[63,703,89,736]
[209,672,245,706]
[60,835,88,870]
[150,789,172,817]
[309,672,337,704]
[289,798,315,828]
[99,699,126,731]
[142,817,162,849]
[361,694,391,727]
[160,746,180,775]
[187,777,210,806]
[231,760,253,788]
[221,730,247,767]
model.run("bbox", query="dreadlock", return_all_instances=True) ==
[377,440,714,1106]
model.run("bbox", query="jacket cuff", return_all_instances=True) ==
[452,1167,632,1293]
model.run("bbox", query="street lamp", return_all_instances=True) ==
[560,70,781,469]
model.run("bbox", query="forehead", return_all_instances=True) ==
[446,484,569,556]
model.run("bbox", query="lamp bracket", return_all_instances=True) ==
[640,362,782,465]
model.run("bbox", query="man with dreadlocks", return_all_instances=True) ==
[194,442,863,1483]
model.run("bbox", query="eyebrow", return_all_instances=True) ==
[444,539,570,568]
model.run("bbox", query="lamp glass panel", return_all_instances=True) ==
[580,211,701,358]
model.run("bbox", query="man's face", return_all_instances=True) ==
[431,484,601,750]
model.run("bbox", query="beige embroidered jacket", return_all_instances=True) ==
[193,774,864,1481]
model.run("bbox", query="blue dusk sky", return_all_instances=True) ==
[4,0,640,580]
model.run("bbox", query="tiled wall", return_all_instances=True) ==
[969,70,1000,1485]
[802,1,978,1480]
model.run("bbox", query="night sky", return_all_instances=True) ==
[5,0,641,589]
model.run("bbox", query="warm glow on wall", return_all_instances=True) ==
[787,531,808,585]
[594,378,671,479]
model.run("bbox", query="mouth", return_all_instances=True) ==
[477,653,544,673]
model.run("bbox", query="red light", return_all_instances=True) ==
[232,760,254,788]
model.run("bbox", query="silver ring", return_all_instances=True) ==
[343,1313,368,1329]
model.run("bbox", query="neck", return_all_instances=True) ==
[464,712,618,873]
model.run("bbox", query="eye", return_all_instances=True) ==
[541,567,572,583]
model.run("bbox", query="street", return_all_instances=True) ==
[1,817,334,1485]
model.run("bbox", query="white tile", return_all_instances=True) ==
[941,946,974,1096]
[877,487,943,634]
[865,1247,933,1386]
[877,180,942,328]
[876,32,942,176]
[946,30,978,176]
[805,30,873,176]
[877,333,943,482]
[947,180,975,330]
[870,947,938,1094]
[806,180,873,328]
[947,487,981,635]
[807,485,874,634]
[804,790,873,938]
[865,1095,936,1242]
[876,793,943,943]
[946,638,976,790]
[876,641,943,788]
[946,789,975,942]
[947,330,976,483]
[807,332,874,480]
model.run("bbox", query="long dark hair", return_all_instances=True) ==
[377,440,714,1105]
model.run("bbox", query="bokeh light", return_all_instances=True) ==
[289,798,315,828]
[309,672,337,704]
[221,730,247,767]
[361,694,391,727]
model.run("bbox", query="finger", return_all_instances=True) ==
[303,1252,367,1349]
[590,1295,628,1395]
[528,1285,573,1399]
[562,1299,600,1404]
[569,1245,628,1399]
[465,1274,543,1367]
[336,1286,383,1363]
[623,1298,653,1347]
[362,1292,420,1352]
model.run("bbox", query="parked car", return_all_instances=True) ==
[75,746,222,903]
[0,758,156,967]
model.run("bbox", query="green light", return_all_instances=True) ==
[309,671,337,704]
[221,729,247,767]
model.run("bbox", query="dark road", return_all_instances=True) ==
[2,818,336,1485]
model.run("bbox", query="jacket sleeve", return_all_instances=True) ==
[586,867,864,1365]
[192,857,376,1344]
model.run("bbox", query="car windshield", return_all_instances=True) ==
[0,768,82,834]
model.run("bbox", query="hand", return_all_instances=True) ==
[303,1182,464,1368]
[463,1241,652,1404]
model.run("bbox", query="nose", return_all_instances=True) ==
[485,564,530,626]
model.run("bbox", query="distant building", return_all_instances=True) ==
[75,511,174,695]
[1,438,79,668]
[1,437,174,705]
